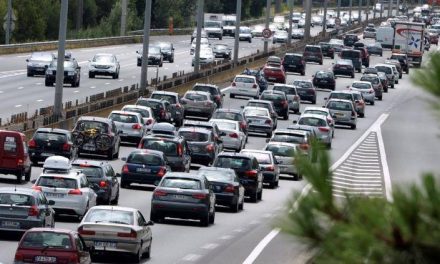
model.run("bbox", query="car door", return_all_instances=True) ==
[111,122,120,151]
[136,211,151,253]
[182,141,191,171]
[105,165,118,200]
[38,192,54,226]
[75,234,92,264]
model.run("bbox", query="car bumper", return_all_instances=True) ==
[363,93,375,102]
[333,69,353,76]
[89,69,116,75]
[29,150,72,161]
[221,137,242,150]
[298,94,316,102]
[288,101,300,111]
[314,81,335,89]
[190,152,215,166]
[248,125,272,134]
[230,88,258,98]
[184,107,213,117]
[151,200,209,220]
[265,76,285,83]
[52,203,88,216]
[83,237,141,255]
[45,75,76,83]
[122,172,162,185]
[262,172,277,183]
[0,218,45,231]
[27,66,47,75]
[283,66,304,73]
[334,118,357,126]
[213,192,237,206]
[304,57,322,63]
[240,180,259,196]
[279,164,297,175]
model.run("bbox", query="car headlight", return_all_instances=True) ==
[67,71,75,76]
[46,70,53,75]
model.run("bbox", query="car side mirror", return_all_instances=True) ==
[240,105,244,109]
[115,173,121,177]
[145,220,154,226]
[292,120,298,124]
[220,131,226,136]
[136,50,139,54]
[48,200,55,206]
[31,179,36,184]
[121,157,127,161]
[222,93,225,96]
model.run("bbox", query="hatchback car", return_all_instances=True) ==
[211,108,248,135]
[150,91,184,126]
[268,129,313,153]
[325,90,357,112]
[121,104,156,130]
[294,114,333,147]
[366,43,383,56]
[28,128,76,165]
[137,45,163,67]
[347,90,366,118]
[240,149,280,188]
[88,53,120,79]
[260,90,289,120]
[263,142,300,180]
[45,59,81,87]
[197,167,244,212]
[272,30,288,43]
[354,46,370,67]
[26,52,55,77]
[178,127,221,165]
[136,98,173,123]
[303,45,323,65]
[385,59,403,79]
[181,91,217,120]
[192,83,224,108]
[239,26,253,42]
[108,111,146,144]
[325,99,358,129]
[390,53,409,73]
[272,84,301,114]
[182,120,223,142]
[213,152,263,202]
[333,59,355,78]
[14,228,92,264]
[360,74,385,98]
[377,72,389,92]
[302,106,335,129]
[230,75,260,99]
[262,64,286,84]
[318,42,335,59]
[312,70,336,90]
[242,107,274,137]
[71,160,120,205]
[149,122,177,136]
[210,119,246,152]
[374,64,395,88]
[292,79,317,104]
[150,172,216,226]
[157,42,174,62]
[242,69,268,93]
[348,81,377,104]
[282,53,306,75]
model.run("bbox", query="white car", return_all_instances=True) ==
[192,47,214,66]
[251,25,265,37]
[121,105,156,131]
[230,74,260,99]
[312,16,323,26]
[210,119,246,151]
[190,37,210,55]
[303,106,335,128]
[239,26,253,42]
[33,156,97,219]
[88,53,120,79]
[272,30,288,44]
[108,110,146,144]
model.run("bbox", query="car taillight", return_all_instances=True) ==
[224,184,235,193]
[28,139,37,148]
[281,100,288,108]
[266,165,274,171]
[300,144,309,151]
[32,185,42,192]
[68,189,82,195]
[28,205,39,216]
[318,127,330,132]
[154,190,167,197]
[177,144,183,156]
[118,230,137,238]
[357,101,364,105]
[308,89,316,95]
[206,144,214,152]
[215,95,221,101]
[252,84,257,88]
[265,119,272,125]
[192,193,207,199]
[229,132,238,138]
[157,167,166,177]
[146,119,153,125]
[245,170,258,177]
[17,159,23,165]
[240,121,247,129]
[62,143,71,151]
[204,101,213,106]
[78,227,95,236]
[99,181,107,188]
[14,252,24,262]
[122,164,129,173]
[132,123,142,129]
[232,82,236,87]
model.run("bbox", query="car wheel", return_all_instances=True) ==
[294,173,300,181]
[27,71,33,77]
[269,181,276,189]
[230,94,235,98]
[107,148,113,160]
[380,53,383,57]
[301,71,305,76]
[25,166,31,182]
[351,124,357,130]
[267,132,272,138]
[257,188,262,200]
[200,211,210,227]
[312,99,316,104]
[249,38,252,43]
[121,179,130,189]
[132,250,142,263]
[351,73,355,78]
[170,57,174,63]
[249,191,258,203]
[378,96,382,101]
[16,170,23,184]
[112,72,118,79]
[239,198,244,210]
[230,199,240,212]
[327,142,332,149]
[89,72,95,78]
[319,60,323,65]
[406,69,409,74]
[45,79,53,86]
[283,114,288,120]
[150,211,161,223]
[360,112,365,118]
[110,189,119,205]
[209,207,215,224]
[391,83,395,88]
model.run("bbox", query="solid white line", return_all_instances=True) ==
[332,181,383,187]
[242,229,280,264]
[377,126,393,202]
[201,243,219,250]
[332,176,382,183]
[345,159,380,164]
[332,189,383,195]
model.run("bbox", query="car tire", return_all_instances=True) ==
[143,241,152,259]
[257,188,262,201]
[406,69,409,74]
[239,198,244,210]
[351,73,355,78]
[312,99,316,104]
[360,112,365,118]
[31,159,38,166]
[121,179,130,189]
[16,170,23,184]
[391,83,395,88]
[351,124,357,130]
[219,36,223,40]
[230,199,240,212]
[169,57,174,63]
[380,53,383,57]
[283,114,288,120]
[327,142,332,149]
[45,79,53,86]
[159,62,163,67]
[150,211,161,223]
[25,167,31,182]
[200,211,210,227]
[89,72,95,78]
[112,72,118,79]
[301,71,305,76]
[267,132,272,138]
[230,94,235,98]
[378,96,382,101]
[250,191,258,203]
[27,71,33,77]
[294,173,300,181]
[110,189,119,205]
[132,250,142,263]
[319,60,323,65]
[107,148,113,160]
[269,181,276,189]
[209,208,215,224]
[249,38,252,43]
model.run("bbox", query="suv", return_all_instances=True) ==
[157,42,174,62]
[272,84,301,114]
[0,130,32,183]
[282,53,306,75]
[318,42,335,59]
[72,116,121,160]
[340,49,362,72]
[259,90,289,120]
[192,83,224,108]
[354,46,370,67]
[136,97,173,123]
[138,135,191,172]
[45,59,81,87]
[71,160,120,205]
[390,53,409,74]
[303,45,323,65]
[343,34,359,46]
[28,128,76,165]
[150,91,184,126]
[26,52,55,77]
[213,152,263,202]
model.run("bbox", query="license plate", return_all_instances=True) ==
[45,192,65,198]
[288,64,297,67]
[407,57,413,61]
[191,146,200,151]
[136,168,151,173]
[95,241,117,249]
[268,77,276,80]
[83,145,95,151]
[35,256,57,263]
[320,80,328,83]
[1,221,20,228]
[172,194,188,199]
[119,133,128,137]
[41,153,54,157]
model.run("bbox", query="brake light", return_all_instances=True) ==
[154,190,167,197]
[206,144,214,152]
[204,101,213,106]
[299,144,309,151]
[132,123,142,129]
[245,170,258,177]
[266,165,274,171]
[232,82,236,87]
[78,227,95,236]
[146,119,153,125]
[99,181,107,188]
[224,184,235,193]
[157,167,166,177]
[62,143,71,151]
[192,193,207,199]
[68,189,82,195]
[17,159,23,165]
[122,164,129,173]
[357,101,364,105]
[28,139,37,148]
[368,89,374,94]
[229,132,238,138]
[32,185,42,191]
[118,230,137,238]
[215,95,221,101]
[14,252,23,262]
[68,254,80,264]
[318,127,330,132]
[252,84,257,88]
[177,144,183,156]
[265,119,272,125]
[28,205,39,217]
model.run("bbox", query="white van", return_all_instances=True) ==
[376,27,394,49]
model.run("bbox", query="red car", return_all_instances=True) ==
[262,64,286,84]
[0,130,32,183]
[14,228,93,264]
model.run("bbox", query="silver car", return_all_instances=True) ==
[363,27,376,39]
[374,64,395,88]
[240,149,280,188]
[0,187,55,231]
[108,110,146,144]
[78,206,153,260]
[272,84,301,114]
[303,106,335,129]
[181,91,217,119]
[121,105,156,131]
[349,81,376,105]
[294,113,334,148]
[239,26,253,42]
[263,142,301,180]
[325,99,358,130]
[88,53,120,79]
[230,75,260,99]
[243,107,274,137]
[210,119,246,152]
[273,30,288,44]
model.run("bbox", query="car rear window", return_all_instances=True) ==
[193,85,219,95]
[298,117,327,127]
[316,71,333,78]
[352,82,371,89]
[247,102,269,110]
[109,113,138,123]
[330,93,352,101]
[283,55,301,63]
[3,136,18,153]
[84,209,134,225]
[360,76,379,84]
[161,177,201,189]
[198,169,234,182]
[244,108,268,117]
[185,93,208,101]
[211,120,237,131]
[71,165,103,178]
[305,46,320,52]
[37,177,77,189]
[272,133,305,144]
[375,66,392,74]
[292,80,312,88]
[140,139,178,156]
[76,121,109,132]
[151,94,177,104]
[235,77,254,83]
[21,232,72,249]
[212,112,242,121]
[128,153,163,166]
[327,101,353,111]
[179,131,209,142]
[273,86,297,95]
[341,50,361,58]
[35,132,67,142]
[122,107,150,118]
[304,110,329,116]
[352,93,362,100]
[241,152,271,164]
[261,93,284,101]
[265,144,296,157]
[137,100,162,109]
[0,193,34,205]
[215,157,251,169]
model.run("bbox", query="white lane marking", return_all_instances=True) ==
[18,86,24,90]
[0,91,3,94]
[242,229,280,264]
[36,82,42,85]
[90,86,96,89]
[15,104,22,108]
[17,55,29,58]
[201,243,219,250]
[332,176,382,183]
[105,82,110,85]
[36,99,44,102]
[220,235,233,240]
[377,125,393,201]
[221,86,232,93]
[233,228,245,233]
[120,63,137,68]
[73,90,79,93]
[0,69,27,74]
[249,220,260,225]
[181,254,202,262]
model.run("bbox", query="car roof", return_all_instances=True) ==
[326,98,353,104]
[25,228,76,234]
[243,106,270,112]
[261,90,285,95]
[78,116,111,123]
[183,120,215,127]
[248,99,272,105]
[163,172,203,180]
[273,83,295,88]
[0,187,40,195]
[235,74,256,79]
[217,151,255,159]
[198,167,235,173]
[274,129,308,135]
[210,119,239,125]
[299,113,328,119]
[330,90,353,95]
[304,106,330,112]
[71,159,108,167]
[88,205,138,212]
[185,91,211,97]
[151,91,178,96]
[241,149,273,155]
[138,98,164,103]
[122,105,152,111]
[284,53,302,57]
[94,53,114,57]
[352,81,373,85]
[110,110,142,116]
[265,142,298,148]
[35,128,70,134]
[178,127,212,134]
[142,134,181,141]
[194,83,219,88]
[152,122,176,130]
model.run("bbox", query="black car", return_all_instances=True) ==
[139,135,191,172]
[282,53,306,75]
[259,90,289,120]
[192,83,224,108]
[213,152,263,203]
[312,70,336,90]
[150,172,216,226]
[211,108,248,135]
[72,116,121,160]
[343,34,359,46]
[150,91,184,126]
[28,128,76,165]
[182,120,224,142]
[303,45,323,65]
[26,52,55,77]
[71,160,120,205]
[340,49,362,73]
[242,69,268,93]
[120,149,171,188]
[366,43,383,56]
[137,45,163,67]
[390,53,409,74]
[157,42,174,62]
[197,167,245,212]
[178,127,221,166]
[136,98,173,123]
[318,42,335,59]
[292,80,317,104]
[45,59,81,87]
[333,59,355,78]
[212,44,231,60]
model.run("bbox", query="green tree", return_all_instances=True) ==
[278,52,440,264]
[13,0,47,42]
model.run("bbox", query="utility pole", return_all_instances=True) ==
[233,0,242,65]
[358,0,361,25]
[288,0,294,44]
[337,0,341,18]
[396,0,400,15]
[349,0,353,25]
[5,0,12,44]
[366,0,369,23]
[264,0,270,54]
[140,0,152,94]
[76,0,83,31]
[120,0,127,36]
[304,0,312,40]
[53,0,68,119]
[323,0,328,34]
[388,0,392,17]
[194,0,204,73]
[275,0,282,13]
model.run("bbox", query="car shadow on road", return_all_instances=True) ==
[0,230,24,241]
[123,185,156,192]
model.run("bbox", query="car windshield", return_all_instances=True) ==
[240,28,251,33]
[140,139,179,156]
[122,107,150,118]
[214,44,228,50]
[352,82,371,89]
[137,100,162,110]
[261,93,284,101]
[161,177,201,189]
[35,132,67,142]
[212,112,242,121]
[21,232,72,249]
[84,209,134,225]
[205,21,221,28]
[244,108,267,117]
[304,110,328,116]
[212,121,237,131]
[127,153,163,166]
[330,93,352,100]
[272,134,305,144]
[242,152,271,164]
[71,165,103,178]
[185,93,208,101]
[265,145,296,157]
[198,170,234,182]
[109,113,138,123]
[75,121,109,132]
[365,28,376,32]
[93,55,114,63]
[273,86,296,95]
[158,43,171,50]
[50,61,75,68]
[151,94,177,104]
[37,176,77,189]
[30,53,53,61]
[149,47,161,54]
[361,76,379,84]
[298,117,327,126]
[292,81,312,88]
[235,77,254,83]
[316,71,332,78]
[247,102,269,110]
[179,131,209,142]
[0,193,33,206]
[193,85,219,95]
[215,157,251,169]
[375,66,392,74]
[327,101,353,111]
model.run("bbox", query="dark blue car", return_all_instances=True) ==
[242,69,268,94]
